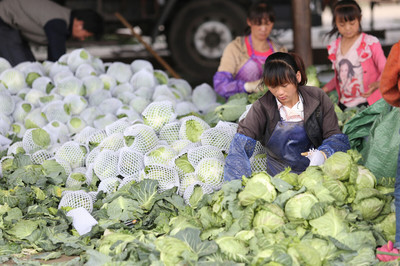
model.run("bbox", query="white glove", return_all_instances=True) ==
[306,149,326,166]
[244,79,263,93]
[67,207,98,235]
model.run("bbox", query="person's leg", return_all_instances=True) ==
[0,18,35,66]
[394,129,400,248]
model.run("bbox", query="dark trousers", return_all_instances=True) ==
[0,18,36,66]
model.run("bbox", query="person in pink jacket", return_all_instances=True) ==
[322,0,386,110]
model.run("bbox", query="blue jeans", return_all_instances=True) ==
[395,130,400,248]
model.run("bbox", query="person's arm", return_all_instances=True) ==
[322,76,336,93]
[362,41,387,98]
[44,19,68,62]
[379,42,400,107]
[213,71,246,98]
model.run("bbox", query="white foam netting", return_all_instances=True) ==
[93,149,119,180]
[170,139,201,155]
[98,177,121,194]
[141,101,177,133]
[98,132,125,152]
[58,190,93,213]
[123,124,159,154]
[178,172,199,196]
[54,141,87,169]
[195,158,225,190]
[200,124,236,152]
[41,100,71,123]
[178,115,210,143]
[73,126,98,144]
[7,141,24,156]
[105,117,131,136]
[86,129,108,148]
[144,145,177,166]
[30,149,53,165]
[66,167,90,188]
[187,145,225,168]
[22,128,51,154]
[250,141,268,173]
[118,146,144,178]
[86,146,101,166]
[183,181,213,205]
[158,121,181,145]
[88,191,98,203]
[142,164,180,192]
[0,90,15,116]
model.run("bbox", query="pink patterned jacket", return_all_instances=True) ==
[324,33,387,105]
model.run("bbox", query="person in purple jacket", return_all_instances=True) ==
[0,0,104,66]
[213,1,286,99]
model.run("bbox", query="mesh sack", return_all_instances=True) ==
[98,177,121,194]
[250,154,267,173]
[54,141,87,169]
[0,90,15,116]
[187,145,225,168]
[93,149,119,180]
[86,129,108,149]
[143,164,180,192]
[86,146,101,166]
[200,125,236,152]
[7,141,24,156]
[118,147,144,178]
[73,126,98,144]
[195,158,224,190]
[105,117,131,136]
[98,133,125,152]
[159,121,181,145]
[66,167,89,188]
[142,101,176,133]
[123,124,159,154]
[22,128,52,154]
[118,173,140,190]
[54,157,72,176]
[179,116,210,143]
[238,104,252,122]
[58,190,93,213]
[179,172,199,196]
[30,149,53,165]
[144,145,177,166]
[42,100,71,123]
[170,139,201,155]
[183,181,213,205]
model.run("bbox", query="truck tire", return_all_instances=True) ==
[168,0,247,85]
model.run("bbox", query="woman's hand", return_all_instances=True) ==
[244,79,263,93]
[361,81,379,98]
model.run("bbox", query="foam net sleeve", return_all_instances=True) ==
[117,146,144,178]
[58,190,93,213]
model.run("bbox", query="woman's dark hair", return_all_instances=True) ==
[244,1,275,34]
[71,9,104,40]
[327,0,362,38]
[262,52,307,87]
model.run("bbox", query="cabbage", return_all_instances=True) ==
[238,172,277,206]
[285,192,319,221]
[322,151,353,181]
[195,158,224,188]
[130,59,154,74]
[75,63,97,79]
[0,69,26,94]
[252,203,286,231]
[67,48,92,72]
[106,62,133,84]
[99,73,117,91]
[56,76,85,96]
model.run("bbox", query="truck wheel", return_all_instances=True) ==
[168,0,247,85]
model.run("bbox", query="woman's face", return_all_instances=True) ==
[339,63,349,82]
[247,18,274,41]
[336,17,360,39]
[267,71,301,108]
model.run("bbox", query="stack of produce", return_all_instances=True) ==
[0,49,395,264]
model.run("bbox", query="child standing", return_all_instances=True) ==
[322,0,386,110]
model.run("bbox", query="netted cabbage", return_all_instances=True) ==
[200,125,236,151]
[159,121,181,145]
[56,76,85,96]
[67,48,93,72]
[93,149,119,180]
[192,83,217,113]
[168,78,192,100]
[24,107,47,129]
[0,68,26,94]
[88,89,112,107]
[22,128,52,153]
[285,192,319,221]
[111,82,134,97]
[38,93,63,107]
[0,57,11,74]
[118,147,144,178]
[25,89,46,107]
[115,105,141,121]
[54,141,87,169]
[48,62,70,79]
[93,114,118,129]
[195,158,224,189]
[187,145,224,168]
[75,63,97,79]
[32,76,55,94]
[123,124,159,154]
[142,101,176,133]
[10,122,26,138]
[129,96,150,113]
[130,59,154,74]
[43,120,70,144]
[130,69,155,90]
[12,101,32,123]
[106,62,133,84]
[68,117,87,135]
[142,164,180,192]
[42,100,71,123]
[99,73,117,91]
[98,98,123,115]
[174,101,199,117]
[80,106,103,126]
[0,90,15,115]
[64,95,88,115]
[53,69,74,86]
[179,116,210,143]
[144,145,177,166]
[98,133,125,152]
[154,69,169,85]
[82,75,104,96]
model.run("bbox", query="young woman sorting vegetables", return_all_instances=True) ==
[224,52,350,180]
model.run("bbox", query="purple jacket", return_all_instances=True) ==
[325,33,386,105]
